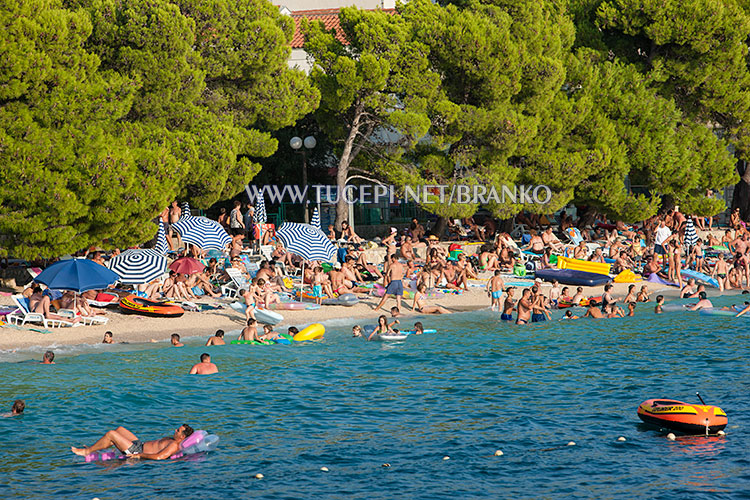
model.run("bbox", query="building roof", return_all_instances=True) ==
[290,9,347,49]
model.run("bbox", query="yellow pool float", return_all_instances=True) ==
[293,323,325,341]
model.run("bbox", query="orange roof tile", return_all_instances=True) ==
[290,9,347,49]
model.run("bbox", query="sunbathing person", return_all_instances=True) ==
[27,287,78,323]
[541,227,563,252]
[60,290,95,317]
[524,230,545,254]
[341,220,363,243]
[412,284,451,314]
[186,272,220,298]
[72,424,194,460]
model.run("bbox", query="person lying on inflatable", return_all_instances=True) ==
[72,424,194,460]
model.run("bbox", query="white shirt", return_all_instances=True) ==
[654,226,672,246]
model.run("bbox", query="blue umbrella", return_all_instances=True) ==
[311,207,321,230]
[171,215,232,251]
[276,222,336,262]
[154,219,170,255]
[35,258,120,292]
[107,249,168,285]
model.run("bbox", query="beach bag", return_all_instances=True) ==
[513,264,527,277]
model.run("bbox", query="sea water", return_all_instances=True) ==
[1,297,749,499]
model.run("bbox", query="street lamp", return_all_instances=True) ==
[290,135,316,223]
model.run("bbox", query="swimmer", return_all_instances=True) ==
[205,330,226,346]
[287,326,299,337]
[352,325,362,337]
[72,424,195,460]
[606,303,625,318]
[367,315,398,341]
[102,331,114,344]
[390,306,402,318]
[627,302,636,317]
[584,303,604,318]
[171,334,184,347]
[687,291,713,311]
[41,351,55,364]
[239,319,260,342]
[3,399,25,417]
[189,353,218,375]
[654,295,664,314]
[413,321,425,334]
[501,287,515,321]
[562,310,578,320]
[259,324,282,341]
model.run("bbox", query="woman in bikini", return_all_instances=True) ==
[412,284,451,314]
[367,315,398,341]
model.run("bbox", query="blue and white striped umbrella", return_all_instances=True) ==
[254,190,267,224]
[108,249,168,285]
[685,217,698,247]
[171,216,232,251]
[310,207,321,230]
[154,219,170,255]
[277,222,336,262]
[181,201,191,218]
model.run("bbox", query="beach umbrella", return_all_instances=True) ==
[107,249,168,284]
[310,207,321,230]
[171,216,232,251]
[254,190,267,224]
[169,256,205,275]
[685,217,698,248]
[35,258,120,292]
[181,201,191,218]
[154,219,170,255]
[277,222,336,262]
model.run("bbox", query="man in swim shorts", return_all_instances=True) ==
[374,254,405,312]
[501,287,515,321]
[516,288,532,324]
[72,424,194,460]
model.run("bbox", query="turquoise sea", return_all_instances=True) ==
[1,296,749,499]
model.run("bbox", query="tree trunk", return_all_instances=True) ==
[732,159,750,220]
[431,217,447,240]
[335,105,363,232]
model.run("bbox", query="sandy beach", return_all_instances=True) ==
[0,274,700,352]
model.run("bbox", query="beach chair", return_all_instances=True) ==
[563,227,600,257]
[220,267,251,298]
[6,294,75,328]
[57,308,109,326]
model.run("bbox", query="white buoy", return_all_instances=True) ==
[567,441,576,446]
[666,433,676,441]
[617,437,626,442]
[443,456,450,461]
[254,473,264,480]
[494,450,504,456]
[718,430,726,436]
[321,466,329,472]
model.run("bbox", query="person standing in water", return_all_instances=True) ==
[374,254,406,312]
[189,353,218,375]
[205,330,226,346]
[487,270,504,311]
[501,287,516,321]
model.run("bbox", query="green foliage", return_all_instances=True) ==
[0,0,317,259]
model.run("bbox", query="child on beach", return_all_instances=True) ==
[240,287,257,321]
[501,287,515,321]
[312,267,325,306]
[487,270,504,310]
[570,287,585,306]
[654,295,664,314]
[367,315,399,341]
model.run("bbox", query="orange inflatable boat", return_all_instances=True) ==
[637,398,727,435]
[119,294,185,318]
